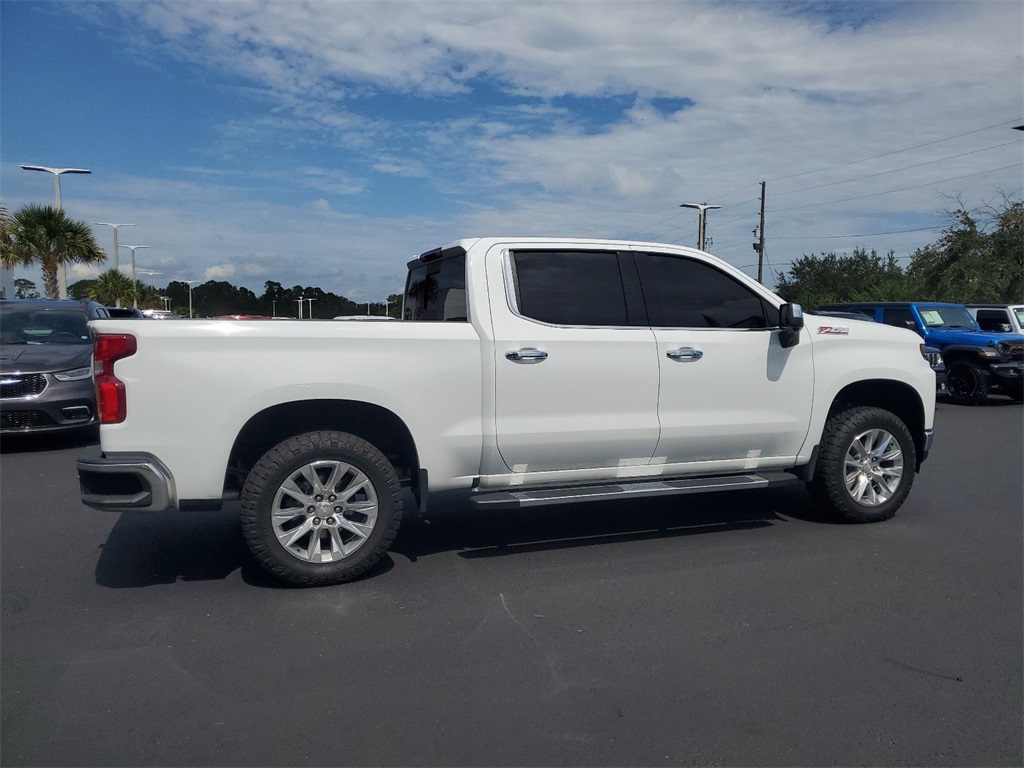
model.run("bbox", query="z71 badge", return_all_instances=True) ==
[818,326,850,335]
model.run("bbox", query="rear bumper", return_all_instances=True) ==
[77,453,176,512]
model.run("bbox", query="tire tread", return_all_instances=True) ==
[240,431,403,586]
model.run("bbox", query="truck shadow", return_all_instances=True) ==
[394,483,824,562]
[94,504,268,588]
[94,485,824,588]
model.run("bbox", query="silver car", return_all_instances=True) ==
[0,300,97,434]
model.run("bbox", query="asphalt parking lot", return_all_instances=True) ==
[1,399,1022,767]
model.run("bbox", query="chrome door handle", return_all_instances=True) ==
[666,347,703,362]
[506,347,548,363]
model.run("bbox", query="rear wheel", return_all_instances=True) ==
[946,360,989,405]
[241,431,403,586]
[810,406,916,523]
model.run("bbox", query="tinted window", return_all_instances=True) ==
[404,254,467,321]
[633,253,768,328]
[511,250,628,326]
[882,307,916,329]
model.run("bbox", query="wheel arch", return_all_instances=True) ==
[826,379,927,470]
[224,399,421,504]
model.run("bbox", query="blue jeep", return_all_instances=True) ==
[816,302,1024,405]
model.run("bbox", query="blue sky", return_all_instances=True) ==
[2,0,1022,306]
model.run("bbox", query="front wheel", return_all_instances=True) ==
[241,431,403,586]
[809,406,916,523]
[946,360,989,405]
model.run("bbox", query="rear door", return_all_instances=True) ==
[489,247,660,473]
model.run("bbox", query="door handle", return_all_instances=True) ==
[506,347,548,363]
[666,347,703,362]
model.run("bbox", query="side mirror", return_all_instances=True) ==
[779,303,804,348]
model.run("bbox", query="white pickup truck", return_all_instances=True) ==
[78,237,936,585]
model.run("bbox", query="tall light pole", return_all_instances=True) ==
[119,245,150,308]
[305,297,317,319]
[680,202,721,252]
[183,280,200,318]
[296,296,304,320]
[137,269,162,288]
[21,164,92,299]
[94,222,135,273]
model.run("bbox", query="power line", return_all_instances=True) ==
[624,119,1022,240]
[769,224,945,241]
[773,163,1021,213]
[771,140,1020,198]
[765,118,1022,184]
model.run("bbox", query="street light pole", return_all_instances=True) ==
[296,297,304,320]
[119,245,150,308]
[680,202,722,251]
[183,280,200,318]
[21,164,92,299]
[94,222,135,273]
[305,297,317,319]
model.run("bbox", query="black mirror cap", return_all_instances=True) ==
[779,303,804,348]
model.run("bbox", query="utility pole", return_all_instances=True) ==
[752,181,766,284]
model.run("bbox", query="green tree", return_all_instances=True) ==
[387,292,403,318]
[0,204,106,299]
[89,269,135,306]
[133,281,164,310]
[14,278,40,299]
[906,198,1023,302]
[775,247,911,308]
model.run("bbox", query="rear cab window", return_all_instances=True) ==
[404,247,468,321]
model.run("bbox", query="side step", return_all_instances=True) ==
[470,473,798,510]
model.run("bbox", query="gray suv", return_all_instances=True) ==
[0,300,100,434]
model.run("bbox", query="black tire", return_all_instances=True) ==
[945,360,990,405]
[809,406,916,523]
[241,431,403,586]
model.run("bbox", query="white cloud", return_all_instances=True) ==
[8,1,1021,298]
[204,264,237,280]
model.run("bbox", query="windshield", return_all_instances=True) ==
[917,305,979,330]
[1014,307,1024,328]
[0,311,92,345]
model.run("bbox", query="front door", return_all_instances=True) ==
[631,250,814,468]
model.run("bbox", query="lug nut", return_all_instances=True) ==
[313,517,321,525]
[326,517,336,525]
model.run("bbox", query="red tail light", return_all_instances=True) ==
[93,334,137,424]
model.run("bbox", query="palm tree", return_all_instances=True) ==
[134,281,164,310]
[1,204,106,299]
[90,268,135,306]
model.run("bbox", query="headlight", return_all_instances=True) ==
[54,367,93,382]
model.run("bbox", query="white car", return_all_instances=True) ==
[966,304,1024,334]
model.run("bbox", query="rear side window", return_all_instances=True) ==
[510,250,628,326]
[404,253,467,321]
[882,308,916,329]
[633,253,769,328]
